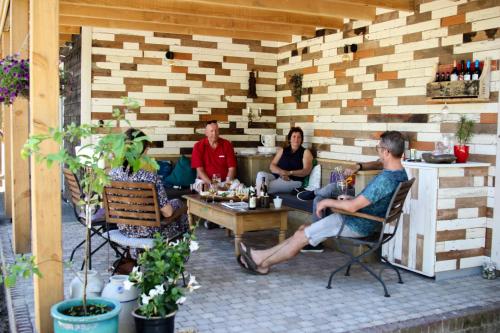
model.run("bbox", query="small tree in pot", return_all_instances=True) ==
[454,115,475,163]
[21,98,158,332]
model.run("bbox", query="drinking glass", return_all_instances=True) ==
[236,185,247,202]
[208,183,218,203]
[337,179,348,199]
[212,173,221,185]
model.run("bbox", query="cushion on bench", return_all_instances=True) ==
[278,193,313,213]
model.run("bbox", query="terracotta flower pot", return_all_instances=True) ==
[454,145,469,163]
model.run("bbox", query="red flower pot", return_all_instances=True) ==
[454,145,469,163]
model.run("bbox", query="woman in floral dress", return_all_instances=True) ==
[108,128,189,240]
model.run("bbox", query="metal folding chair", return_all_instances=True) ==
[327,178,415,297]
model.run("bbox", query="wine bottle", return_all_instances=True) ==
[464,60,471,81]
[435,72,440,82]
[440,72,445,82]
[445,72,450,81]
[259,177,268,197]
[472,59,480,80]
[450,60,458,81]
[248,186,257,210]
[458,60,465,80]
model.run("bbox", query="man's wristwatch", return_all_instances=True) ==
[357,162,363,171]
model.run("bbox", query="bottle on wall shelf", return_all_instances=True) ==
[472,59,481,80]
[445,72,450,81]
[435,72,440,82]
[464,60,471,81]
[450,60,458,81]
[458,60,465,80]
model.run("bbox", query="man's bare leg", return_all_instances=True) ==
[240,226,310,273]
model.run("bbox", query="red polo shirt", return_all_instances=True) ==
[191,137,237,180]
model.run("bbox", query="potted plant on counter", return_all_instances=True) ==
[126,233,199,333]
[454,115,475,163]
[21,98,158,332]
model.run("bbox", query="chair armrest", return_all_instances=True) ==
[161,205,188,225]
[329,208,385,223]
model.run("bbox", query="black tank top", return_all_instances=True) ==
[274,146,305,181]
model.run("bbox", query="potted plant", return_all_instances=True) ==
[0,54,29,105]
[21,98,158,332]
[126,233,199,333]
[290,73,303,103]
[454,115,475,163]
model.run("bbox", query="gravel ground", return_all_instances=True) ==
[0,275,9,333]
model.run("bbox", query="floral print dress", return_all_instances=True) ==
[109,167,189,240]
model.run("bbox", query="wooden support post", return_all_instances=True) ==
[10,0,30,253]
[1,30,11,219]
[29,0,62,332]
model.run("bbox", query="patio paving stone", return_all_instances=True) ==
[1,199,500,332]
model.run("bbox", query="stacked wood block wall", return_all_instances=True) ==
[87,0,499,260]
[436,166,490,272]
[90,28,279,155]
[384,164,490,276]
[275,0,499,261]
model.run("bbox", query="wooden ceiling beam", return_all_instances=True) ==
[59,33,72,43]
[60,15,293,42]
[186,0,376,21]
[329,0,414,12]
[59,3,316,37]
[60,0,344,29]
[60,25,80,34]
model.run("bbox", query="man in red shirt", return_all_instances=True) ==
[191,120,237,191]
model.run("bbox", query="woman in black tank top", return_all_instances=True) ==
[256,127,313,195]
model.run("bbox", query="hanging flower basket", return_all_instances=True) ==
[0,54,29,105]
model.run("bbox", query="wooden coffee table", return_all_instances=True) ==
[183,194,290,255]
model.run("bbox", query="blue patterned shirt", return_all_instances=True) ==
[344,169,408,236]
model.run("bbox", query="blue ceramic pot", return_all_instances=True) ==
[51,297,121,333]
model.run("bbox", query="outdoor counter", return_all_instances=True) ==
[382,161,490,279]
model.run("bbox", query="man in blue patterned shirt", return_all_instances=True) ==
[237,131,408,275]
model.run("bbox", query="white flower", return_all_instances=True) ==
[187,275,201,292]
[169,240,180,247]
[176,296,186,305]
[189,241,199,252]
[149,289,159,298]
[154,284,165,295]
[188,275,197,286]
[141,293,151,305]
[132,266,139,274]
[123,280,135,290]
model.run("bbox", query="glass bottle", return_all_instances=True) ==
[464,60,471,81]
[472,59,481,80]
[248,186,257,210]
[458,60,465,80]
[259,177,267,197]
[450,60,458,81]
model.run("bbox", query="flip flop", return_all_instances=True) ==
[238,242,258,271]
[236,255,268,276]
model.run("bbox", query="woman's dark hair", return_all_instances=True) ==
[122,128,150,174]
[286,126,304,145]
